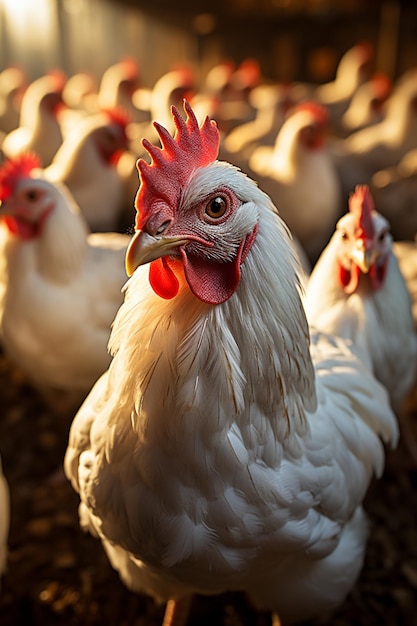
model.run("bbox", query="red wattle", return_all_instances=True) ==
[339,263,360,295]
[181,250,241,304]
[181,225,259,305]
[149,257,180,299]
[4,216,41,240]
[369,259,388,290]
[147,225,259,304]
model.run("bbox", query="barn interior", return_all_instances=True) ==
[1,2,417,626]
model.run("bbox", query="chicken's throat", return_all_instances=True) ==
[4,205,53,240]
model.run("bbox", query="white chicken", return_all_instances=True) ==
[329,69,417,206]
[370,147,417,241]
[391,237,417,458]
[0,154,129,413]
[44,108,130,232]
[1,71,66,167]
[249,101,342,263]
[0,66,27,135]
[341,69,417,177]
[313,41,373,132]
[196,59,260,136]
[97,57,146,123]
[304,184,417,418]
[393,237,417,329]
[65,102,398,626]
[129,66,195,155]
[221,82,294,161]
[62,71,98,112]
[59,71,99,135]
[291,41,374,125]
[0,455,9,588]
[341,73,391,135]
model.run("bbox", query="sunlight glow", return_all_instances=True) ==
[1,0,56,51]
[0,0,59,74]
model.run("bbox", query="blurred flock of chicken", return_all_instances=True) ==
[1,39,417,625]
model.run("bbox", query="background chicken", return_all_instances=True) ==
[393,237,417,330]
[44,108,131,232]
[129,65,195,155]
[249,100,342,263]
[221,82,294,165]
[289,42,373,127]
[97,57,146,123]
[340,69,417,178]
[64,102,398,626]
[304,185,417,456]
[0,154,129,413]
[314,41,373,133]
[193,59,260,136]
[340,73,391,135]
[0,67,27,137]
[392,237,417,417]
[59,71,100,134]
[1,71,66,167]
[370,147,417,241]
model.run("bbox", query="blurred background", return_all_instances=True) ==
[1,0,416,88]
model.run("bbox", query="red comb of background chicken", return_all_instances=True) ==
[355,40,373,62]
[0,153,41,202]
[370,73,391,99]
[232,58,260,89]
[134,100,219,230]
[291,101,329,126]
[47,69,67,93]
[119,57,139,81]
[102,107,130,129]
[348,184,375,239]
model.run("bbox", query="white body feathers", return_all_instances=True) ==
[45,113,127,232]
[249,107,341,263]
[305,221,417,414]
[65,161,397,623]
[0,179,129,408]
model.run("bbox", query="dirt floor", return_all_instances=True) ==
[0,348,416,626]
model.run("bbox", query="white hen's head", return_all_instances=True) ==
[0,153,81,241]
[0,153,52,239]
[126,100,260,304]
[293,101,329,151]
[335,185,391,295]
[92,108,130,165]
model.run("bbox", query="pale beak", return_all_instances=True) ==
[350,240,378,274]
[125,230,188,276]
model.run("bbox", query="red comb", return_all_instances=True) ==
[348,184,375,239]
[0,153,42,202]
[233,59,260,89]
[135,100,219,228]
[290,100,329,125]
[101,107,130,128]
[47,69,67,93]
[370,73,391,99]
[355,41,373,62]
[120,57,139,81]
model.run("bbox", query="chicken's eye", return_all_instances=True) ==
[340,230,349,240]
[378,229,388,242]
[205,196,227,219]
[25,189,40,202]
